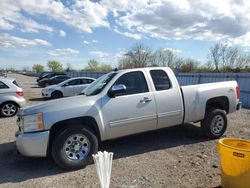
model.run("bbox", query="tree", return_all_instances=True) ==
[119,43,151,69]
[151,48,175,68]
[208,42,250,71]
[84,59,112,72]
[65,63,74,72]
[47,60,63,72]
[209,43,221,70]
[180,59,199,72]
[85,59,99,71]
[32,64,44,73]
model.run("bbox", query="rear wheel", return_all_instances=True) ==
[51,91,63,99]
[0,102,18,117]
[201,108,227,139]
[51,126,98,170]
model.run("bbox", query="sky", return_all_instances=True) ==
[0,0,250,70]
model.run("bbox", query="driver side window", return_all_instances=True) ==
[114,71,148,96]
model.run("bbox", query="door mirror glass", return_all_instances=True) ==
[108,84,126,98]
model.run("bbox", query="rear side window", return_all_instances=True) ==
[57,76,69,80]
[114,71,148,96]
[81,79,94,84]
[12,80,20,87]
[67,79,81,86]
[150,70,171,91]
[0,81,9,89]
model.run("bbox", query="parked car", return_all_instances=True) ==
[42,77,96,99]
[0,72,7,77]
[0,77,26,117]
[37,72,67,83]
[38,75,71,87]
[15,67,241,170]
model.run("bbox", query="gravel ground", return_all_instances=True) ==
[0,73,249,188]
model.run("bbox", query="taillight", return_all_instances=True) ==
[16,91,24,97]
[236,85,240,99]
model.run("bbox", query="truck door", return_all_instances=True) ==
[148,69,183,128]
[102,70,157,139]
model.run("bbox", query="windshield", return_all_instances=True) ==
[85,72,117,96]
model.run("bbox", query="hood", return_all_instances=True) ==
[20,95,95,115]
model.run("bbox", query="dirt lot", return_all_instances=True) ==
[0,73,249,188]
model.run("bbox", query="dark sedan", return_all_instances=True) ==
[38,75,71,87]
[37,72,67,83]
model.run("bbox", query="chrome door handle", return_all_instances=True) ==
[140,97,152,103]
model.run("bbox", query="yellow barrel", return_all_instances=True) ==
[217,138,250,188]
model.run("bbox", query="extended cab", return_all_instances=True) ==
[15,67,241,169]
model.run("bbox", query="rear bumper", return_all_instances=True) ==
[15,130,49,157]
[16,97,26,108]
[236,102,242,110]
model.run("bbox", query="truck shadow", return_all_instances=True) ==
[100,123,208,159]
[0,123,208,184]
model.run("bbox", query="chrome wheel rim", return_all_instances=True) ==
[2,103,17,116]
[63,134,90,161]
[211,115,224,134]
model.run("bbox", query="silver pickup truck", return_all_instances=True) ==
[15,67,241,169]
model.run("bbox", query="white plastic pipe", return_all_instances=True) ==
[93,151,113,188]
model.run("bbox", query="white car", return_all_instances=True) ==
[0,77,26,117]
[42,77,95,99]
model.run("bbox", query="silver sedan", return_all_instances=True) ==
[42,77,95,99]
[0,77,26,117]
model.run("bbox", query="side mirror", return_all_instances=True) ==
[108,84,126,98]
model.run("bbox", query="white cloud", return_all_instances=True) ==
[20,18,53,33]
[0,0,109,34]
[89,50,124,65]
[59,30,66,37]
[48,48,79,57]
[0,19,14,30]
[163,48,182,53]
[0,1,53,33]
[105,0,250,46]
[1,0,250,46]
[83,40,98,44]
[83,40,90,44]
[114,27,142,40]
[89,50,109,58]
[0,33,51,48]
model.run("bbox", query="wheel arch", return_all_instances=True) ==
[0,100,20,108]
[47,116,101,155]
[51,90,63,98]
[205,96,229,114]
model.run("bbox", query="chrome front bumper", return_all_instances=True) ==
[15,130,49,157]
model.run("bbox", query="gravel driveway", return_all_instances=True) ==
[0,73,249,188]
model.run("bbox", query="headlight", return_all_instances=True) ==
[21,113,44,133]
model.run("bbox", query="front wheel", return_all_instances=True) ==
[201,108,227,139]
[52,126,98,170]
[51,91,63,99]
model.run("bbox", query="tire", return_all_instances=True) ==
[201,108,227,139]
[51,91,63,99]
[51,126,98,170]
[0,102,18,117]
